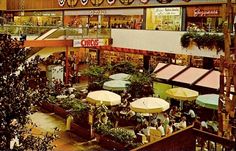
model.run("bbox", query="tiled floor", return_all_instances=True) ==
[29,111,106,151]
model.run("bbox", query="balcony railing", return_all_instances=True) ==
[0,25,111,39]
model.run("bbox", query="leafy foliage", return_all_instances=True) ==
[181,32,233,53]
[127,71,154,98]
[0,34,57,150]
[82,65,108,91]
[110,61,136,74]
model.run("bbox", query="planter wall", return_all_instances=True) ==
[54,105,69,119]
[41,101,54,112]
[99,135,127,151]
[70,122,94,140]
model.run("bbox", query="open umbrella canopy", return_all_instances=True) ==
[109,73,131,80]
[165,87,199,101]
[130,97,170,113]
[86,90,121,106]
[196,94,219,110]
[103,80,130,91]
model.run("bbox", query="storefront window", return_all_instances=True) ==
[186,6,223,32]
[100,50,143,68]
[146,7,182,31]
[13,11,62,26]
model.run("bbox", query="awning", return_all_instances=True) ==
[152,63,222,92]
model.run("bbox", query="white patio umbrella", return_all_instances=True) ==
[130,97,170,114]
[109,73,131,80]
[103,80,130,91]
[86,90,121,106]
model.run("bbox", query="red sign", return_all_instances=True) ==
[73,39,109,47]
[81,39,99,47]
[194,8,219,17]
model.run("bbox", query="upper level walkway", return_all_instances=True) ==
[0,24,111,40]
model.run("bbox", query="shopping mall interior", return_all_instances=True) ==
[0,0,236,150]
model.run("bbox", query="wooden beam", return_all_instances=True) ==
[23,40,73,47]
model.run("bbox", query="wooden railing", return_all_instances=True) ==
[131,126,236,151]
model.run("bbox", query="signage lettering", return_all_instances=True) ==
[194,8,219,17]
[73,39,109,47]
[81,39,99,47]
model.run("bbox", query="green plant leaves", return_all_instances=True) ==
[180,32,231,52]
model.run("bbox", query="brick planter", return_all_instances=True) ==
[54,105,69,119]
[70,122,94,140]
[41,101,54,113]
[99,135,127,151]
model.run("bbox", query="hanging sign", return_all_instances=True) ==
[91,0,104,6]
[155,7,180,16]
[107,0,116,5]
[74,39,109,47]
[187,6,221,17]
[140,0,149,4]
[67,0,78,7]
[119,0,134,5]
[80,0,89,5]
[157,0,173,4]
[58,0,66,7]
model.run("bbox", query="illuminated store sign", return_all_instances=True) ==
[194,8,219,17]
[187,6,221,17]
[67,0,78,7]
[119,0,134,5]
[107,0,116,5]
[155,7,180,16]
[140,0,149,4]
[91,0,104,6]
[157,0,173,4]
[58,0,66,7]
[80,0,89,5]
[74,39,109,47]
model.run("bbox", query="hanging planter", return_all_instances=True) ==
[180,32,231,53]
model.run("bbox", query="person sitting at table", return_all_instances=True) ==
[169,106,181,120]
[166,121,174,136]
[141,124,149,136]
[157,120,165,137]
[121,89,131,101]
[126,108,136,120]
[163,113,170,132]
[174,116,187,130]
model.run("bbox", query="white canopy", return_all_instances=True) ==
[86,90,121,106]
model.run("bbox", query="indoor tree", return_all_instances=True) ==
[0,34,57,150]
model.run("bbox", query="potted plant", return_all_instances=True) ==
[127,71,153,98]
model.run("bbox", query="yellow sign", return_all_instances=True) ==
[0,0,6,10]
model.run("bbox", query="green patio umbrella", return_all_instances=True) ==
[103,80,130,91]
[109,73,131,80]
[196,94,218,110]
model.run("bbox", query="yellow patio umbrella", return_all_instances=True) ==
[165,87,199,101]
[86,90,121,106]
[130,97,170,113]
